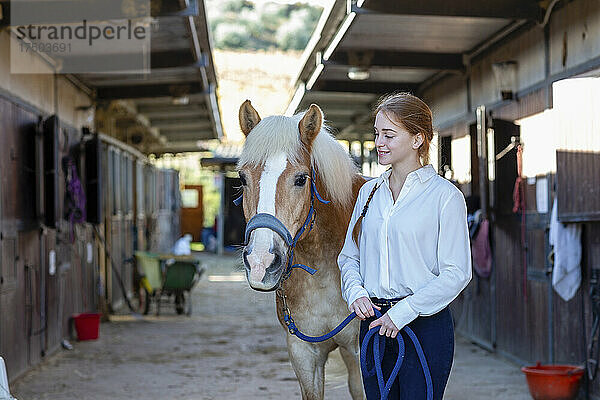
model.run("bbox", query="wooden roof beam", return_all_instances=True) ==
[327,50,465,72]
[147,140,209,154]
[58,50,205,73]
[151,120,213,130]
[313,80,417,94]
[0,0,199,26]
[96,83,205,100]
[161,131,215,141]
[139,103,208,114]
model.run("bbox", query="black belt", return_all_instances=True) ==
[370,296,407,308]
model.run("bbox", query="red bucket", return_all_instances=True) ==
[72,313,101,341]
[521,362,584,400]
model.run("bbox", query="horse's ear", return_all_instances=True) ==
[239,100,261,136]
[298,104,323,148]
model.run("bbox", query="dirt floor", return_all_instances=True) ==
[11,253,535,400]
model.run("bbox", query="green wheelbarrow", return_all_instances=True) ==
[134,251,204,316]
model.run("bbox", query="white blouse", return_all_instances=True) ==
[337,164,472,330]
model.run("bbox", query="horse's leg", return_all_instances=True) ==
[287,336,327,400]
[339,344,366,400]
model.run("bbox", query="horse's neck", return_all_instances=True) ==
[281,175,364,307]
[294,175,364,271]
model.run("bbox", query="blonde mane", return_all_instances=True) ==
[237,112,358,209]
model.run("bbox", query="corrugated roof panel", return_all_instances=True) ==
[82,68,200,87]
[322,65,438,83]
[341,14,511,53]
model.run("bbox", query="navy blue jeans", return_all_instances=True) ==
[359,306,454,400]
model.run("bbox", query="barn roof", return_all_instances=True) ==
[1,0,223,154]
[288,0,545,140]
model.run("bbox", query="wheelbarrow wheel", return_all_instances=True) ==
[185,292,192,317]
[137,286,151,315]
[175,293,185,315]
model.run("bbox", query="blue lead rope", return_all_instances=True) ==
[285,309,433,400]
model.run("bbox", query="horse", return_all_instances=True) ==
[237,100,366,400]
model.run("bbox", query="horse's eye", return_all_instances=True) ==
[239,173,247,186]
[294,174,308,187]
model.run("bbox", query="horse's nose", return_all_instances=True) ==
[243,243,286,291]
[244,246,275,281]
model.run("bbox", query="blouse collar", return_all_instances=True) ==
[378,164,436,185]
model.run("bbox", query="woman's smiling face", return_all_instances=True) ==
[373,111,422,166]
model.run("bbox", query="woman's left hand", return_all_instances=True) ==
[368,313,400,338]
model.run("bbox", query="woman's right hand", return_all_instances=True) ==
[350,297,381,320]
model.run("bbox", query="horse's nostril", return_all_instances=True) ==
[265,251,283,275]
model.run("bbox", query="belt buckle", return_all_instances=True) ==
[375,299,400,307]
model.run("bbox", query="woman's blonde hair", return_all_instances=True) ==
[374,92,434,165]
[351,92,434,246]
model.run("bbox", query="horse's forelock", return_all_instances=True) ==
[237,115,303,168]
[237,112,357,209]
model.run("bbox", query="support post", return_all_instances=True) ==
[217,168,225,255]
[476,106,489,215]
[359,140,365,174]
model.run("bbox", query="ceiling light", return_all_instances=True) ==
[172,96,189,105]
[348,66,370,81]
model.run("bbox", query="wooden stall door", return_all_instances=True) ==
[134,161,146,251]
[122,155,133,302]
[0,232,24,380]
[526,175,554,363]
[492,120,552,363]
[224,177,246,248]
[554,151,600,368]
[180,185,204,242]
[452,123,494,350]
[0,97,39,379]
[108,149,124,311]
[19,230,42,369]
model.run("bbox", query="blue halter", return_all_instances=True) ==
[235,168,330,279]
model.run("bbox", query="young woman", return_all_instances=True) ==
[338,93,472,400]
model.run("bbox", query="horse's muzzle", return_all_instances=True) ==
[243,246,286,292]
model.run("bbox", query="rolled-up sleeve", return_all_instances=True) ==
[387,191,472,330]
[338,187,370,309]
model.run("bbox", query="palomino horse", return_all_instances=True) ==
[237,100,366,399]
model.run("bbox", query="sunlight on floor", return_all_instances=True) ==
[207,273,246,282]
